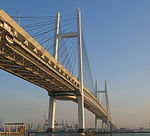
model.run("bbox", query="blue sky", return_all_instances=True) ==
[1,0,150,129]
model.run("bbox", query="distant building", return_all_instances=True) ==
[143,128,150,132]
[138,127,144,132]
[119,128,127,132]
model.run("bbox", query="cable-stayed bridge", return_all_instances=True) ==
[0,8,113,132]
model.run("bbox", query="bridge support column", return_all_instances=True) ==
[95,116,98,132]
[109,122,112,132]
[104,122,108,132]
[77,7,85,133]
[105,119,110,132]
[108,122,110,132]
[77,95,85,132]
[47,96,56,132]
[102,121,104,132]
[105,123,108,132]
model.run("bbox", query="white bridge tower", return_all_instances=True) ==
[47,7,85,132]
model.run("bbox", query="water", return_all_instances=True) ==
[112,134,150,136]
[31,133,150,136]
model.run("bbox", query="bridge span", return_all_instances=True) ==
[0,8,113,132]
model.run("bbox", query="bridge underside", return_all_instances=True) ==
[0,9,112,123]
[0,36,109,122]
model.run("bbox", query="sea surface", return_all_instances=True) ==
[111,134,150,136]
[31,133,150,136]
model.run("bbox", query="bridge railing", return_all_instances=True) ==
[0,9,80,90]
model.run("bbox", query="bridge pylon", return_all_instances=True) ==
[95,80,111,132]
[77,7,85,132]
[47,11,60,133]
[47,7,85,132]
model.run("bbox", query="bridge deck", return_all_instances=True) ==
[0,9,112,122]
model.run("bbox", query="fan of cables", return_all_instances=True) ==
[12,14,78,77]
[12,13,95,96]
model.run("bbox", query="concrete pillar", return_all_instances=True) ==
[105,119,109,132]
[102,121,104,132]
[77,95,85,132]
[107,121,110,132]
[110,123,113,134]
[104,122,107,132]
[77,7,85,133]
[95,116,98,132]
[105,123,108,132]
[47,96,56,132]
